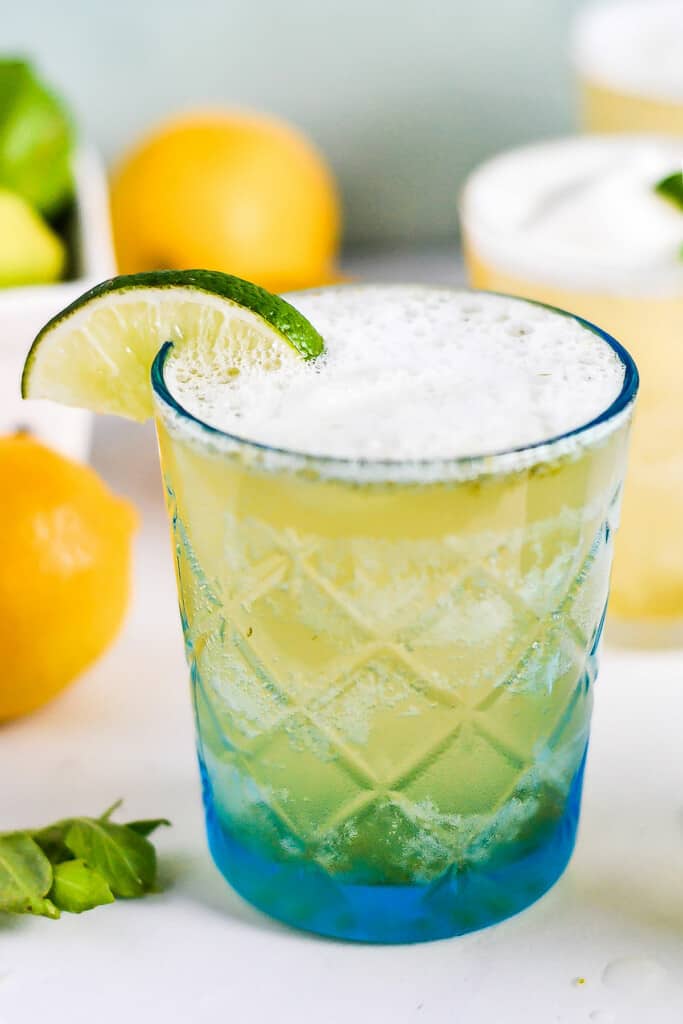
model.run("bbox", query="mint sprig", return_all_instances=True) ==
[655,170,683,211]
[0,803,169,918]
[654,171,683,259]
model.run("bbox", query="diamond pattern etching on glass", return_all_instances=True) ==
[170,492,612,894]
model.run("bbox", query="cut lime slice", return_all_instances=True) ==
[22,270,325,421]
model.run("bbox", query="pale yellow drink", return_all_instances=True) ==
[461,136,683,629]
[574,1,683,135]
[581,83,683,137]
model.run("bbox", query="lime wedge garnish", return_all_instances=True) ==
[21,270,325,421]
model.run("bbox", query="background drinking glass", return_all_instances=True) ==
[152,289,636,943]
[574,1,683,135]
[461,136,683,635]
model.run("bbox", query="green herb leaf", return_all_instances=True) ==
[125,819,171,838]
[655,171,683,211]
[65,819,157,898]
[31,820,73,864]
[0,804,169,918]
[33,802,132,858]
[0,833,59,919]
[49,859,114,914]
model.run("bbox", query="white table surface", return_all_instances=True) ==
[2,249,683,1024]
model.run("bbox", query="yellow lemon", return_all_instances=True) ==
[0,435,137,720]
[110,110,341,292]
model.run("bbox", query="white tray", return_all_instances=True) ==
[0,146,116,462]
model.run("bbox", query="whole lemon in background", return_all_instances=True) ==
[110,110,341,291]
[0,435,136,721]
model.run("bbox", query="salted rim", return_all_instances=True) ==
[151,285,638,485]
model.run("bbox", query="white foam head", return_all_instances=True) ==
[462,135,683,295]
[574,1,683,101]
[163,285,626,465]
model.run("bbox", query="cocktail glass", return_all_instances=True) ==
[152,288,636,942]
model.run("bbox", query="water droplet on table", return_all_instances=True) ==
[602,956,668,995]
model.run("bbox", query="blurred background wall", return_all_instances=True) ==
[6,0,586,245]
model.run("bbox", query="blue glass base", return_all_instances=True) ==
[199,754,586,944]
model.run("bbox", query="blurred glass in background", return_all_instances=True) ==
[574,0,683,135]
[461,0,683,637]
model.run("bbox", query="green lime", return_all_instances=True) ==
[0,187,64,285]
[22,269,325,420]
[0,60,73,217]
